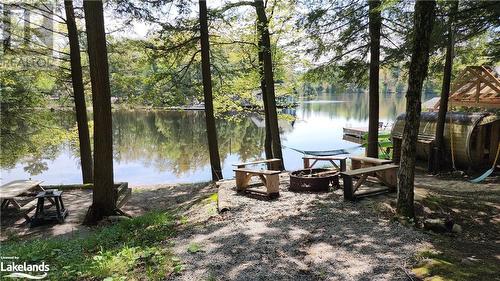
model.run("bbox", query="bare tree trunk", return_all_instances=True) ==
[83,0,116,223]
[199,0,223,181]
[255,0,284,170]
[432,0,459,174]
[3,4,11,53]
[258,36,273,161]
[397,0,436,219]
[367,0,381,158]
[23,8,29,48]
[65,0,93,184]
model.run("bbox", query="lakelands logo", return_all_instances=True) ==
[1,257,49,279]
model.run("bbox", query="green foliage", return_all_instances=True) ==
[1,212,177,280]
[412,249,498,281]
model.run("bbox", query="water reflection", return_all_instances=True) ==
[0,92,433,185]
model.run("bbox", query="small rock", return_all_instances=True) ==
[107,215,131,223]
[423,218,448,233]
[461,256,480,265]
[423,206,433,215]
[452,224,462,233]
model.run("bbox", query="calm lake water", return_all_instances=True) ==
[0,92,436,185]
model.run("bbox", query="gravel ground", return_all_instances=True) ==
[170,174,429,281]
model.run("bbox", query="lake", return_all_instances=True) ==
[0,92,435,185]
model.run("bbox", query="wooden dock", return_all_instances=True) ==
[342,126,392,144]
[342,127,369,144]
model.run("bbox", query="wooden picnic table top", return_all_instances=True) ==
[0,180,43,199]
[232,158,281,167]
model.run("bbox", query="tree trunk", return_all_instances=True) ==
[199,0,223,181]
[3,4,11,53]
[255,0,284,170]
[367,0,381,158]
[23,9,30,48]
[65,0,93,184]
[258,36,273,161]
[432,0,459,174]
[397,0,436,219]
[83,0,116,223]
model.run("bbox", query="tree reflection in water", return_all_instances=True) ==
[112,110,267,176]
[1,92,432,183]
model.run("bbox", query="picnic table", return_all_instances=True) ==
[302,155,347,172]
[0,180,46,221]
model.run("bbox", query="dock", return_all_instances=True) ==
[342,127,369,144]
[343,125,392,144]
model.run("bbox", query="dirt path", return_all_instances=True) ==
[169,174,429,281]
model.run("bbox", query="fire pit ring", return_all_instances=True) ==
[289,168,340,192]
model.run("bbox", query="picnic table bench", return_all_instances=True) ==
[302,155,347,172]
[232,159,282,198]
[341,163,398,201]
[0,180,46,221]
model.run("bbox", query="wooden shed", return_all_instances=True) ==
[391,112,500,170]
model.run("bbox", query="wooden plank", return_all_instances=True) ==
[342,164,398,176]
[233,168,281,175]
[116,188,131,209]
[349,156,393,165]
[355,187,390,198]
[0,180,43,199]
[343,127,368,138]
[232,158,281,167]
[352,174,368,193]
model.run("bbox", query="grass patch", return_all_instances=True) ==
[412,249,498,281]
[1,212,179,280]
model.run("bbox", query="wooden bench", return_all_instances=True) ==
[232,159,282,198]
[303,156,347,172]
[341,164,398,201]
[233,158,281,170]
[350,156,392,170]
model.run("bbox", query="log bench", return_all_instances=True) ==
[341,164,398,201]
[232,159,282,198]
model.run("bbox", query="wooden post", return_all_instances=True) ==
[340,159,347,172]
[266,174,280,197]
[392,138,402,164]
[235,171,250,191]
[351,159,361,170]
[303,158,310,169]
[342,174,354,201]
